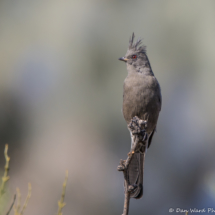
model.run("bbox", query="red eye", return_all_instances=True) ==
[132,55,137,59]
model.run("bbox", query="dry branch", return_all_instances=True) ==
[117,116,148,215]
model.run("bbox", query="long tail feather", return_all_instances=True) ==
[127,152,145,199]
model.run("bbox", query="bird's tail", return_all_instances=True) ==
[127,152,145,199]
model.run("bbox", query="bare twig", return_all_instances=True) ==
[20,183,31,215]
[122,172,130,215]
[5,194,16,215]
[118,138,139,215]
[13,183,32,215]
[117,116,148,215]
[57,170,68,215]
[15,188,21,214]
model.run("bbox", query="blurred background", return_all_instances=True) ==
[0,0,215,214]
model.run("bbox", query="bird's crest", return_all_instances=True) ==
[129,33,146,53]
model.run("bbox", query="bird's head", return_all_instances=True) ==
[119,33,151,70]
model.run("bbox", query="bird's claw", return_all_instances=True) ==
[128,116,147,135]
[141,130,148,141]
[128,116,148,142]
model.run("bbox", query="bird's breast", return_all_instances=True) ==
[122,74,161,131]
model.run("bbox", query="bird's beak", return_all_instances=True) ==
[118,57,128,62]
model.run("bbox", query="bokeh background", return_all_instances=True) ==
[0,0,215,214]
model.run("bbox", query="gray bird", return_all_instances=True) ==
[119,33,161,199]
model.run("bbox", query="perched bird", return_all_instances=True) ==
[119,33,161,199]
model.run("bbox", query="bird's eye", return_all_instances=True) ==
[132,55,137,59]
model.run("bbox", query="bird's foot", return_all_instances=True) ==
[128,116,147,134]
[139,119,147,129]
[128,116,148,142]
[140,129,148,142]
[128,116,141,134]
